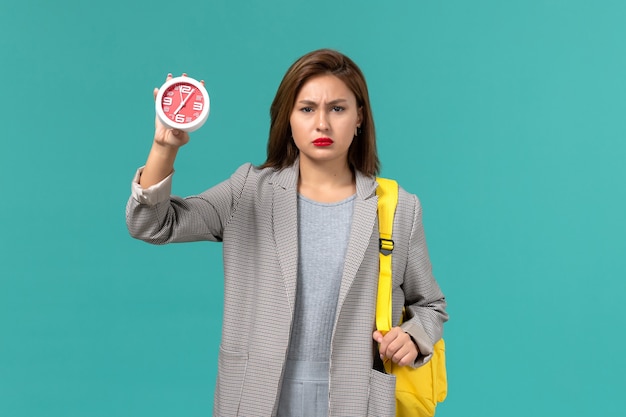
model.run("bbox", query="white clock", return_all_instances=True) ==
[155,76,210,132]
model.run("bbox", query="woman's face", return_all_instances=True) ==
[290,74,362,168]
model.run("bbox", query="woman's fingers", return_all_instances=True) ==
[375,327,418,366]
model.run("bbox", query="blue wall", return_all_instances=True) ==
[1,1,624,415]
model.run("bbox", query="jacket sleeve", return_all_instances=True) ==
[125,163,253,244]
[399,193,448,367]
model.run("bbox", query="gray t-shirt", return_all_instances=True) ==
[286,193,356,361]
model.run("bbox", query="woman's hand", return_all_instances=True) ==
[373,327,419,367]
[139,73,203,189]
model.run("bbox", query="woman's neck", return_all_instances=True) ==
[298,158,356,203]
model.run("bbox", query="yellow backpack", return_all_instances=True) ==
[376,178,448,417]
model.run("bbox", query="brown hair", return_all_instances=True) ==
[260,49,380,176]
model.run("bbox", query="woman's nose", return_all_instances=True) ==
[316,112,329,130]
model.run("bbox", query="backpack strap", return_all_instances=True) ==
[375,177,398,334]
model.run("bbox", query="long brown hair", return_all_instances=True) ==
[260,49,380,176]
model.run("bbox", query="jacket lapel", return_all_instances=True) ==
[269,162,378,316]
[335,171,378,317]
[270,161,300,312]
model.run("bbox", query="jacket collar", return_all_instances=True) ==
[269,157,380,321]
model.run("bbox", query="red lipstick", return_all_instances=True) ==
[313,137,333,146]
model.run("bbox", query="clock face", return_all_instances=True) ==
[155,77,210,132]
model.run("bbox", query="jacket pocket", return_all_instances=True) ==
[367,369,396,417]
[213,346,249,417]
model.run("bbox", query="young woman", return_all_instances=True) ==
[126,49,447,417]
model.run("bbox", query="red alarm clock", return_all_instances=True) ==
[155,76,210,132]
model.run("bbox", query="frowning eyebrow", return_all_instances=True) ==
[296,98,350,106]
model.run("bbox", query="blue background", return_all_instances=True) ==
[1,1,625,416]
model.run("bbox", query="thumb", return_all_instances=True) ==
[372,330,383,343]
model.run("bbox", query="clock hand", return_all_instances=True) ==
[173,88,197,115]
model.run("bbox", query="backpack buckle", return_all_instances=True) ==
[379,238,394,256]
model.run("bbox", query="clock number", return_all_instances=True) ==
[180,85,193,94]
[175,114,185,123]
[193,102,203,111]
[163,97,172,106]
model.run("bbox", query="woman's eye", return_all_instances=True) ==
[301,107,313,113]
[331,106,345,112]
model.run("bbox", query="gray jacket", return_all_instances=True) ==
[126,160,448,416]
